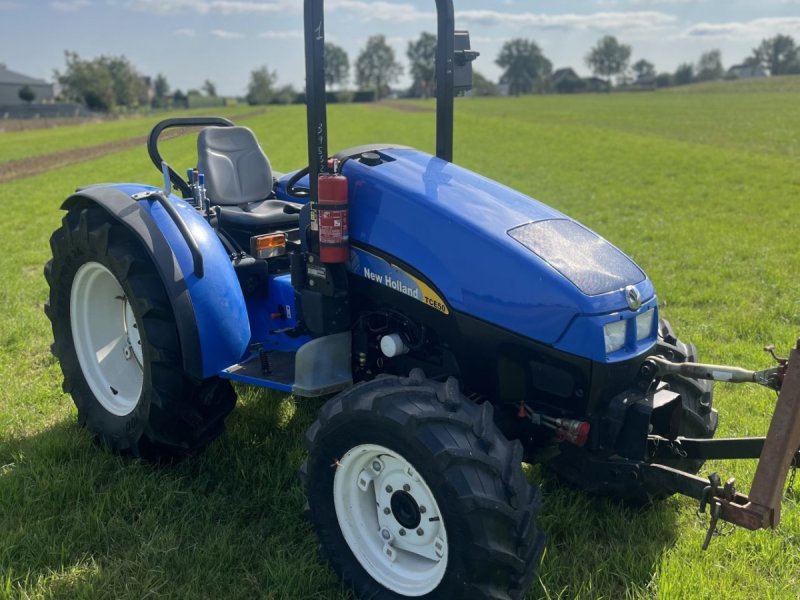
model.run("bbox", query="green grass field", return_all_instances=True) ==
[2,81,800,599]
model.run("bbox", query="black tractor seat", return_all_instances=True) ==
[198,125,301,234]
[215,198,301,230]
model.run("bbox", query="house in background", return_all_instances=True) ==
[726,63,767,80]
[0,63,55,105]
[552,68,584,94]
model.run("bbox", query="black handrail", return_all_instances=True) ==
[147,116,235,198]
[303,0,456,205]
[151,193,205,279]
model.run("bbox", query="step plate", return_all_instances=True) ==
[221,352,295,393]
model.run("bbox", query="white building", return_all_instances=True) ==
[0,63,55,105]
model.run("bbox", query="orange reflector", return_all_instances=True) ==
[250,233,286,259]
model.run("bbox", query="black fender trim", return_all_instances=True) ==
[62,186,204,380]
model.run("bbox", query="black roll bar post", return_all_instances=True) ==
[303,0,456,206]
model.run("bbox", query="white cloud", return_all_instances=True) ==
[320,2,676,31]
[211,29,245,39]
[126,0,296,15]
[685,17,800,39]
[327,0,433,23]
[174,28,196,37]
[259,30,303,39]
[51,0,90,10]
[456,10,677,31]
[597,0,692,6]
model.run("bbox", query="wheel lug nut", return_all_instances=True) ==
[403,484,410,492]
[419,505,426,514]
[385,485,393,493]
[381,528,390,540]
[383,507,391,515]
[416,528,424,536]
[399,529,406,536]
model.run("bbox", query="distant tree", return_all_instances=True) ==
[752,34,799,75]
[18,85,35,104]
[172,88,187,108]
[632,59,655,82]
[105,55,146,108]
[674,62,694,86]
[471,71,497,96]
[246,66,278,105]
[202,79,217,96]
[270,84,297,105]
[407,32,437,98]
[56,51,116,111]
[585,35,631,88]
[655,72,672,88]
[495,38,552,95]
[153,73,170,108]
[324,43,350,90]
[696,49,724,81]
[356,35,402,100]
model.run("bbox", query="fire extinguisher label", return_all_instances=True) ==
[319,209,349,245]
[348,247,450,315]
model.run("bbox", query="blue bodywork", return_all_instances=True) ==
[104,140,659,384]
[106,184,251,377]
[105,184,306,390]
[279,148,657,364]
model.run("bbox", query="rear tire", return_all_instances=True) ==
[300,370,545,600]
[44,203,236,460]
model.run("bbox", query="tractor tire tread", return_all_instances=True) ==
[46,203,235,460]
[301,373,544,600]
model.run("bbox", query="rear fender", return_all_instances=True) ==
[62,184,250,380]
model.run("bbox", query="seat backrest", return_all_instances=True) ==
[197,126,273,205]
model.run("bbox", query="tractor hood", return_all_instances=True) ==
[341,147,655,361]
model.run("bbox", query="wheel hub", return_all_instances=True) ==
[391,490,422,530]
[70,261,143,417]
[333,444,448,596]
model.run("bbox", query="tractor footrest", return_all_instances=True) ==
[221,352,296,393]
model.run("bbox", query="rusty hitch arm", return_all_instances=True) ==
[646,355,784,391]
[642,340,800,548]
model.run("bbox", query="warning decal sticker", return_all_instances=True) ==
[348,247,450,315]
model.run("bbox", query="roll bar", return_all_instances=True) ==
[147,116,235,198]
[303,0,456,204]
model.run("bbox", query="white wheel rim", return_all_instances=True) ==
[333,444,448,596]
[70,262,143,416]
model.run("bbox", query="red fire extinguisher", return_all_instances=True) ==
[317,160,349,263]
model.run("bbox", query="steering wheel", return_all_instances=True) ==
[286,167,310,198]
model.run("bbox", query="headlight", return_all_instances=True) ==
[635,309,655,342]
[604,320,627,354]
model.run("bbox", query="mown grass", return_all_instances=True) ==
[1,87,800,599]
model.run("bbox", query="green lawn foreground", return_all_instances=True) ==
[1,88,800,599]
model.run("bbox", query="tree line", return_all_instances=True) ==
[55,51,225,112]
[55,32,800,112]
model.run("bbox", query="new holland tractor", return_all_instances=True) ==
[44,1,800,598]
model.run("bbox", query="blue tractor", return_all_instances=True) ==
[44,1,800,598]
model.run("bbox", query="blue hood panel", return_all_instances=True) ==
[345,148,654,349]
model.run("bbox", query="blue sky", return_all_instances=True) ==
[1,1,799,96]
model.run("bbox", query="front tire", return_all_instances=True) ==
[44,202,236,459]
[301,370,544,600]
